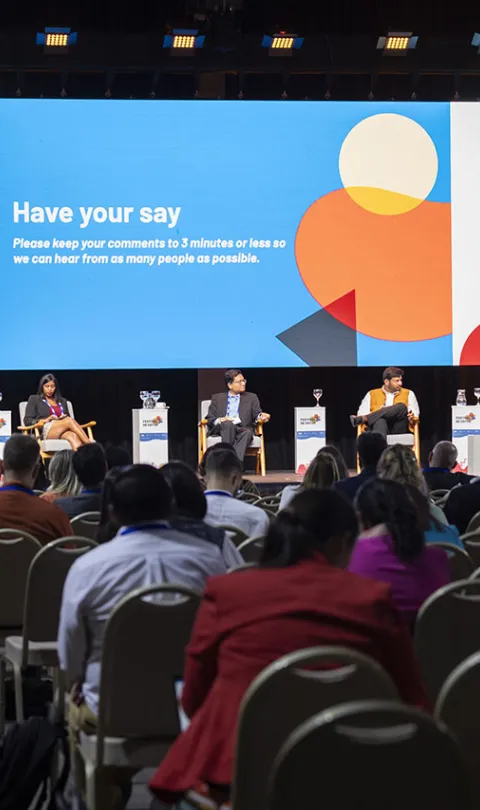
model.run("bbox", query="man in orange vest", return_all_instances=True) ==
[350,367,419,437]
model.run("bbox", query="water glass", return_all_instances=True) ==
[313,388,323,406]
[456,389,467,407]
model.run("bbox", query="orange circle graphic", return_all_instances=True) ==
[295,188,452,342]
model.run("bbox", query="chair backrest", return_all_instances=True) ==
[237,536,265,563]
[70,511,101,540]
[269,700,471,810]
[0,530,42,627]
[200,400,211,420]
[96,583,201,764]
[461,533,480,568]
[22,537,97,658]
[428,542,475,581]
[466,510,480,534]
[414,579,480,702]
[19,400,74,426]
[217,524,249,546]
[435,651,480,804]
[431,489,451,502]
[232,647,399,810]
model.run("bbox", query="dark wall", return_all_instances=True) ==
[1,366,479,470]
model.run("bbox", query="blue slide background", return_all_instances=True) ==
[0,99,451,369]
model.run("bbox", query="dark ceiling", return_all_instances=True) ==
[0,1,479,100]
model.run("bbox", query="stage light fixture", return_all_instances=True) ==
[377,32,418,54]
[472,33,480,53]
[36,27,77,53]
[163,29,205,52]
[261,33,304,55]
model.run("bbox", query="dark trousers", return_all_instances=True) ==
[366,403,409,437]
[209,421,253,462]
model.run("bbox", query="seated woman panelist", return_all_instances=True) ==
[24,373,93,451]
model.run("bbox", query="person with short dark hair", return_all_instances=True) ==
[350,366,419,437]
[24,373,92,451]
[0,434,72,544]
[204,448,269,538]
[205,369,270,463]
[104,444,132,470]
[58,463,227,810]
[55,442,107,519]
[161,461,243,568]
[334,432,387,502]
[350,478,450,628]
[149,488,428,803]
[423,441,472,491]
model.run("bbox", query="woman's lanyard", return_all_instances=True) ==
[43,399,64,416]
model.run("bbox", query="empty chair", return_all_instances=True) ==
[232,647,399,810]
[1,537,97,730]
[71,511,101,540]
[435,651,480,804]
[76,584,200,810]
[428,542,474,581]
[0,529,41,637]
[414,579,480,702]
[237,536,265,563]
[269,700,471,810]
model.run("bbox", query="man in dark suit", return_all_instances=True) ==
[334,432,386,502]
[55,442,106,519]
[206,370,270,462]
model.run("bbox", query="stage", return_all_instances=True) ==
[244,471,303,494]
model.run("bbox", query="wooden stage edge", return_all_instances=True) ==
[244,470,357,491]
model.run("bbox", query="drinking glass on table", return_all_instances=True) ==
[151,390,161,407]
[474,388,480,406]
[140,391,149,409]
[313,388,323,407]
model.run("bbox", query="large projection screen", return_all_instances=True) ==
[0,99,476,368]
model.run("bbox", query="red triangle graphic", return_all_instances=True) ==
[323,289,357,331]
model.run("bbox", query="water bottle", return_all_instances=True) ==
[456,389,467,407]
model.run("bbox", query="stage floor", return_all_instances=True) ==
[244,471,303,485]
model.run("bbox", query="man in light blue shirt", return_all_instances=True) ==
[59,464,227,808]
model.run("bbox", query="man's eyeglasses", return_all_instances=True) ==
[233,379,246,384]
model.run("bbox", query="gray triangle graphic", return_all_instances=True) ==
[277,308,358,366]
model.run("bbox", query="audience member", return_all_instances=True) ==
[351,479,450,629]
[95,467,123,544]
[377,444,448,525]
[58,464,227,810]
[204,449,269,539]
[161,461,243,568]
[423,441,471,491]
[198,442,260,497]
[444,476,480,535]
[0,434,72,543]
[104,444,132,470]
[334,432,387,502]
[320,444,349,480]
[279,449,346,511]
[150,488,428,803]
[41,449,82,504]
[55,442,106,519]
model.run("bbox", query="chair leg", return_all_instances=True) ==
[13,662,24,722]
[0,655,6,735]
[260,448,266,477]
[85,760,97,810]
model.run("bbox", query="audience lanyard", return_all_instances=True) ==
[1,484,35,495]
[43,399,64,416]
[204,490,233,498]
[120,523,170,536]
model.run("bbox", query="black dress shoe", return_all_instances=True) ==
[350,415,365,427]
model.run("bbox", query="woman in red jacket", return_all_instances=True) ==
[150,489,428,804]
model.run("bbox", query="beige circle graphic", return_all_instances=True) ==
[339,113,438,214]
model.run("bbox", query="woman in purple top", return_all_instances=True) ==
[350,479,450,630]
